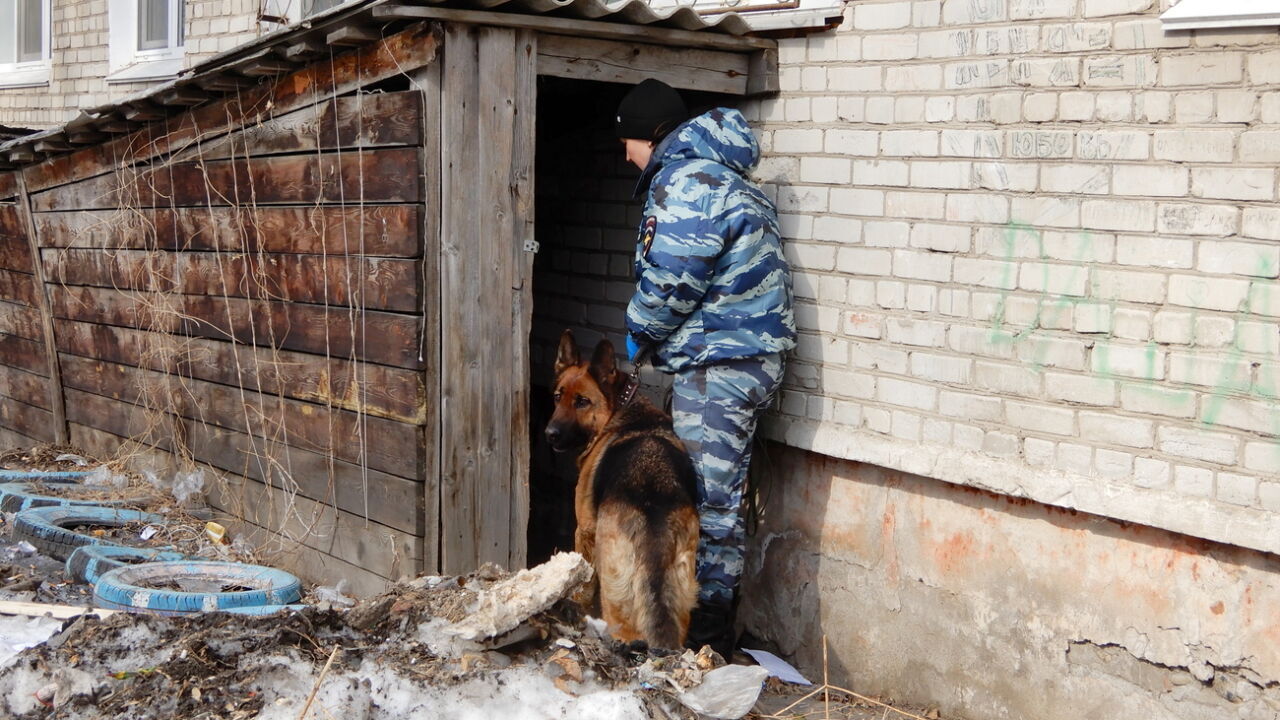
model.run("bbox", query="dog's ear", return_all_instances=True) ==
[554,330,580,376]
[588,339,619,390]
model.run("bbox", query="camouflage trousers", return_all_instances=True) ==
[671,353,785,608]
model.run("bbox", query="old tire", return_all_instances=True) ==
[0,482,155,513]
[0,470,87,482]
[93,561,303,615]
[220,604,309,616]
[11,506,166,561]
[65,545,188,586]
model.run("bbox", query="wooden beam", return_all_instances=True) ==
[121,103,164,121]
[0,600,117,619]
[66,130,107,145]
[536,33,749,95]
[158,87,211,106]
[31,140,71,154]
[14,172,67,444]
[95,119,137,134]
[371,3,775,51]
[746,47,780,95]
[410,56,442,575]
[327,25,380,47]
[195,73,255,92]
[238,56,297,77]
[282,38,327,62]
[508,28,536,571]
[7,148,35,164]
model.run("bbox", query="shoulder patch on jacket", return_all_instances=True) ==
[641,215,657,260]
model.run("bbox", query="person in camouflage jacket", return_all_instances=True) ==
[616,79,797,656]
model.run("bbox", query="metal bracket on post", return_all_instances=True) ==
[523,238,540,253]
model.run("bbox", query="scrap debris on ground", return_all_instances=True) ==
[0,444,934,719]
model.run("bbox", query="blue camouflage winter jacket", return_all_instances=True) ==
[626,107,797,373]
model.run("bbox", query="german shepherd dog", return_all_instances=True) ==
[545,329,699,649]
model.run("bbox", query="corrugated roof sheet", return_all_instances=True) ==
[0,0,763,166]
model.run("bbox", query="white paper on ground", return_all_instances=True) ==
[741,648,812,685]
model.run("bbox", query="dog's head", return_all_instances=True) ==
[545,329,623,453]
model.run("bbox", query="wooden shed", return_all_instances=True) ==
[0,0,777,594]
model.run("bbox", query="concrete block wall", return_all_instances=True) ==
[741,0,1280,557]
[0,0,268,129]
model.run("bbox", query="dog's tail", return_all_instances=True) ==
[636,505,700,650]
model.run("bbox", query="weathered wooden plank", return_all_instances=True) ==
[0,174,18,201]
[31,147,423,211]
[217,514,395,595]
[0,395,54,442]
[208,473,418,583]
[42,249,422,313]
[63,387,423,534]
[0,334,47,376]
[66,423,121,462]
[0,299,44,341]
[0,268,38,307]
[59,353,421,481]
[0,425,38,451]
[170,91,423,163]
[411,56,442,574]
[66,414,418,583]
[0,364,49,410]
[475,26,517,569]
[14,172,66,444]
[48,287,424,370]
[508,28,537,571]
[53,319,426,424]
[373,5,774,51]
[536,34,750,95]
[35,205,422,257]
[747,47,780,96]
[25,23,440,194]
[440,23,482,574]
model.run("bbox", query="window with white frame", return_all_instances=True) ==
[107,0,185,82]
[0,0,51,88]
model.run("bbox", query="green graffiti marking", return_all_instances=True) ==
[984,220,1279,456]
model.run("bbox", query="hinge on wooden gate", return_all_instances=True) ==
[523,238,540,253]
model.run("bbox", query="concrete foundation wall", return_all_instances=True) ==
[740,443,1280,720]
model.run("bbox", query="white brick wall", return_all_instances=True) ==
[749,0,1280,556]
[0,0,274,128]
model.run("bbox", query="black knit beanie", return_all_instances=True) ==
[615,79,688,143]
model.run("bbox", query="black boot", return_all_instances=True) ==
[686,602,736,661]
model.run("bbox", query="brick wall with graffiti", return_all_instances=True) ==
[745,0,1280,554]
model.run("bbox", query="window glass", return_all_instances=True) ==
[17,0,39,61]
[0,0,16,65]
[138,0,168,50]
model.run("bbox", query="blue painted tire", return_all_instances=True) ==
[93,561,303,615]
[0,482,155,513]
[11,506,167,561]
[65,545,188,586]
[0,470,88,482]
[220,604,309,616]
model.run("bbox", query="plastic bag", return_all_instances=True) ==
[314,579,356,608]
[677,664,770,719]
[83,465,128,488]
[171,468,206,506]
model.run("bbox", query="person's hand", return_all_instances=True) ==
[625,335,641,361]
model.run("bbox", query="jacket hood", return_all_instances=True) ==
[635,107,759,196]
